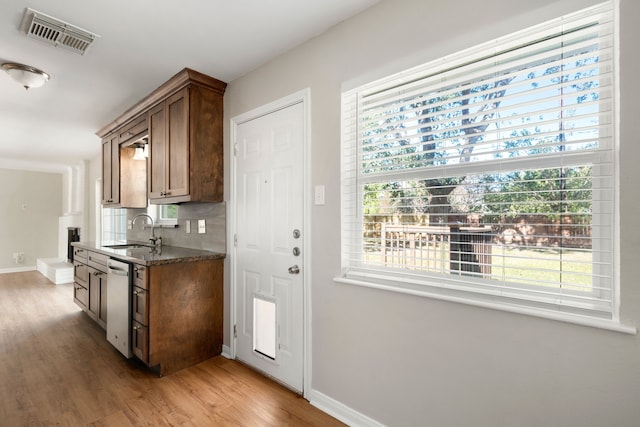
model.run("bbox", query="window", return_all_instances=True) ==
[147,203,178,226]
[339,2,618,324]
[102,207,127,242]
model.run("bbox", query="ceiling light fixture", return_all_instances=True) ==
[1,63,50,90]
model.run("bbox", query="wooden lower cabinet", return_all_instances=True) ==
[73,281,89,309]
[132,320,149,362]
[88,267,108,329]
[130,258,223,376]
[73,249,108,330]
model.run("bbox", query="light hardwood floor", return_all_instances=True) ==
[0,271,344,426]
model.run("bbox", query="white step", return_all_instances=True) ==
[37,258,74,285]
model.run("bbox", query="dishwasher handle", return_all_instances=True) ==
[107,260,130,276]
[108,266,129,276]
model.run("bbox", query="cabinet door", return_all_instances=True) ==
[88,267,102,321]
[132,321,149,363]
[73,283,88,309]
[102,134,120,205]
[132,286,148,325]
[74,261,88,286]
[99,273,108,327]
[148,102,166,200]
[88,267,108,328]
[165,88,190,198]
[133,264,148,289]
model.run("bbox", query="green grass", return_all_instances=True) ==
[364,243,593,289]
[490,246,592,289]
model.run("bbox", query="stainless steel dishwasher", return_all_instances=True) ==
[106,258,133,358]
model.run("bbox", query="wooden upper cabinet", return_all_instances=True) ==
[102,134,120,206]
[97,68,226,206]
[148,103,166,200]
[148,80,225,204]
[102,116,148,209]
[148,88,190,201]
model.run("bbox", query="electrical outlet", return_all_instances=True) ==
[314,185,325,205]
[185,220,191,234]
[198,219,206,234]
[127,220,133,230]
[13,252,24,264]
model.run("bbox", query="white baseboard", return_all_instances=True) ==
[221,345,232,359]
[308,389,385,427]
[0,266,36,274]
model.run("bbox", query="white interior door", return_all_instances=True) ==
[234,101,304,392]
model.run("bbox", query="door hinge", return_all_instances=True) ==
[233,324,237,338]
[234,234,238,247]
[233,143,238,156]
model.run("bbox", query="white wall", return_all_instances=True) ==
[0,168,62,270]
[224,0,640,425]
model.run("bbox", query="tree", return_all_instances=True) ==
[413,76,515,225]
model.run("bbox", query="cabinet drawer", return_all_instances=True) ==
[73,283,88,309]
[87,251,109,272]
[118,114,148,146]
[73,247,88,263]
[74,261,88,286]
[132,286,149,325]
[132,320,149,363]
[133,264,148,289]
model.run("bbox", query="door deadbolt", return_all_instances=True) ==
[293,247,300,256]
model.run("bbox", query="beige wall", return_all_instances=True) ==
[224,0,640,425]
[0,168,62,270]
[85,155,102,243]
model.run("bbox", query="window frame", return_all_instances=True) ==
[336,1,633,333]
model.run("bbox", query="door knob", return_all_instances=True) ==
[288,265,300,275]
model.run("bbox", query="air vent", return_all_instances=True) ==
[21,8,99,55]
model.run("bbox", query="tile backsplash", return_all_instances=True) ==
[127,202,226,253]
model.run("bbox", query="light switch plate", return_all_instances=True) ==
[314,185,325,205]
[185,220,191,234]
[198,219,206,234]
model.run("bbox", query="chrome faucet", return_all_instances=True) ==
[132,213,162,247]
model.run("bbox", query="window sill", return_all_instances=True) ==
[333,275,637,335]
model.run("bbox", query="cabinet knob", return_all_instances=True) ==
[133,324,140,330]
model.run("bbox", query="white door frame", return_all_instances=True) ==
[229,88,311,396]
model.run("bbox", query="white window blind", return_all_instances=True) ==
[340,2,617,320]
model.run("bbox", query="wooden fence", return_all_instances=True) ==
[381,224,493,277]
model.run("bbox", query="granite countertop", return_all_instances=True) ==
[72,241,226,266]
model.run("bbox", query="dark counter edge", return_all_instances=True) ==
[71,241,226,266]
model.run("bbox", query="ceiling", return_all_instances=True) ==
[0,0,379,172]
